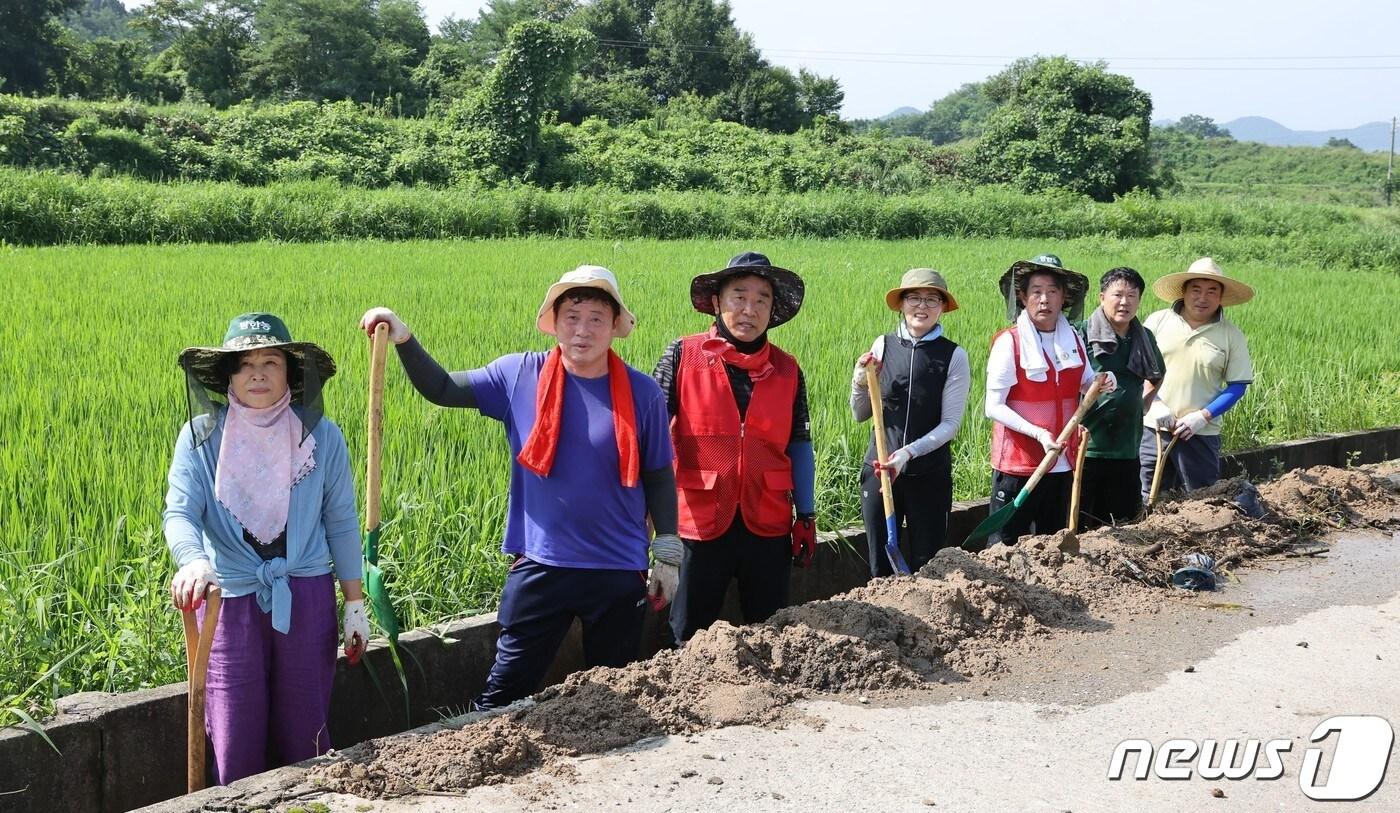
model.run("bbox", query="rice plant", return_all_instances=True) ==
[2,237,1397,710]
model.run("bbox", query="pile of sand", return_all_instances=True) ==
[313,464,1399,799]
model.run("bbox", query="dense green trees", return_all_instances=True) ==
[1,0,84,92]
[65,0,138,41]
[0,0,842,134]
[972,56,1155,200]
[1170,114,1232,139]
[922,83,995,144]
[136,0,255,107]
[849,82,993,145]
[1,2,1195,200]
[454,19,593,177]
[58,36,179,102]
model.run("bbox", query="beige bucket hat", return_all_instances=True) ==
[1152,257,1254,307]
[536,265,637,338]
[884,268,960,313]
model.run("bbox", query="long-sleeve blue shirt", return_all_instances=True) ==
[163,409,362,633]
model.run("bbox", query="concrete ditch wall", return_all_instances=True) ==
[3,425,1397,813]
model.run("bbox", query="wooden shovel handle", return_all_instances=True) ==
[366,323,389,530]
[1068,426,1089,532]
[864,364,897,518]
[1021,375,1105,496]
[183,586,222,793]
[1149,434,1180,507]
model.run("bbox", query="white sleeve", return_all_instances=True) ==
[986,332,1019,392]
[986,392,1046,441]
[985,335,1045,440]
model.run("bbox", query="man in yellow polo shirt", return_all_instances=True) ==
[1139,257,1254,499]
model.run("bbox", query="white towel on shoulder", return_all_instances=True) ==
[1015,310,1082,382]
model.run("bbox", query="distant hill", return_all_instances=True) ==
[880,106,922,120]
[1220,117,1393,152]
[1153,125,1392,206]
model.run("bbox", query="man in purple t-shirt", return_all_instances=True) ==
[360,266,679,711]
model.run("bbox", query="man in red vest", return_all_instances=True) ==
[652,252,817,645]
[982,255,1115,548]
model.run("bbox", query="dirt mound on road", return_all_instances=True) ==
[313,464,1399,799]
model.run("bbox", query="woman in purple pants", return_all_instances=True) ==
[163,313,369,785]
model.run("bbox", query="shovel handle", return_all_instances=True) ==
[1148,434,1180,507]
[1068,426,1088,532]
[366,323,389,531]
[864,364,897,519]
[183,585,222,793]
[1021,374,1105,496]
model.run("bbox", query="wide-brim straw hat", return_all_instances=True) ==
[885,267,959,312]
[1152,257,1254,307]
[536,265,637,338]
[689,251,805,329]
[996,253,1090,322]
[178,312,336,394]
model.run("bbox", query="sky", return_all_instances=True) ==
[412,0,1400,130]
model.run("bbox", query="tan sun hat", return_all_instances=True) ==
[536,265,637,337]
[1152,257,1254,307]
[884,268,959,313]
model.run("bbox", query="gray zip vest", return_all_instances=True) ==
[865,332,957,479]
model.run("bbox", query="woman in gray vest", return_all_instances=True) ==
[850,269,970,578]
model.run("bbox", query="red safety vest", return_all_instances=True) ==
[673,333,798,540]
[990,327,1086,476]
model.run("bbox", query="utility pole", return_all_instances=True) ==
[1388,116,1396,206]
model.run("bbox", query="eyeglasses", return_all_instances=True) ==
[902,295,944,308]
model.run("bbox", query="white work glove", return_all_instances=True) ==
[852,351,881,390]
[1174,409,1210,440]
[874,447,913,480]
[1093,371,1118,394]
[1146,398,1176,431]
[646,534,683,611]
[1035,428,1064,456]
[171,559,218,611]
[343,599,370,663]
[858,351,881,375]
[358,307,412,344]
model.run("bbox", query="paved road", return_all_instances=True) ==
[314,531,1400,812]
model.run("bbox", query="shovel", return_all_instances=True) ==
[1148,432,1181,508]
[181,586,221,793]
[363,322,400,650]
[864,363,911,575]
[963,375,1106,548]
[1067,425,1088,532]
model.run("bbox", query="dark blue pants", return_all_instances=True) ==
[1139,430,1222,501]
[473,558,646,711]
[670,516,791,645]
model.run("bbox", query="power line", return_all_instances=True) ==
[598,38,1400,60]
[766,57,1400,72]
[596,38,1400,71]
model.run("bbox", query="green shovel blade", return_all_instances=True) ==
[363,527,399,644]
[962,488,1030,548]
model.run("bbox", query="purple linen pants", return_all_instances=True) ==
[197,573,338,785]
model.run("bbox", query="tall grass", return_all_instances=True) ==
[2,238,1397,712]
[4,169,1400,269]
